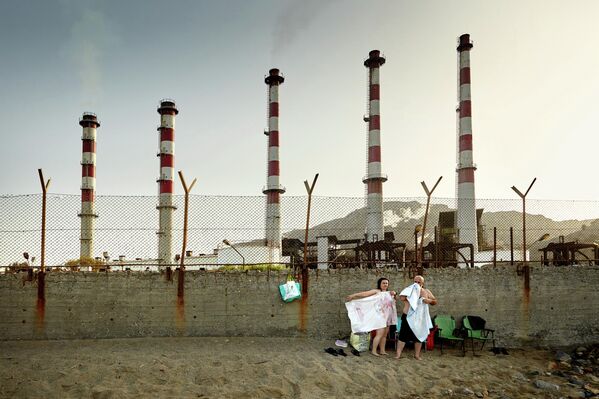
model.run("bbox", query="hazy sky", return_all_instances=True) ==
[1,0,598,200]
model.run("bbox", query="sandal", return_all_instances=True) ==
[324,347,338,356]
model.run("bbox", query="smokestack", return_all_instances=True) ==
[263,68,285,261]
[456,34,478,252]
[156,99,178,266]
[78,112,100,259]
[363,50,387,243]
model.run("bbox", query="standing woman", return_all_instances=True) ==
[346,277,396,356]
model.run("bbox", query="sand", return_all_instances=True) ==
[0,337,594,399]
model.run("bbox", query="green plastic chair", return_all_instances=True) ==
[433,315,465,355]
[462,315,496,355]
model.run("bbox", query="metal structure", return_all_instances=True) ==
[456,34,478,253]
[283,234,406,269]
[355,237,406,267]
[156,99,178,267]
[540,238,599,266]
[263,68,285,262]
[78,112,100,259]
[421,241,475,268]
[363,50,387,244]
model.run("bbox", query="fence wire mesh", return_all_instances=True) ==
[1,194,598,270]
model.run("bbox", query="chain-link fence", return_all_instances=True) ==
[1,194,598,270]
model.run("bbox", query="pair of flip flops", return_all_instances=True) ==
[324,347,347,357]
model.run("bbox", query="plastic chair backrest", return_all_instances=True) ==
[434,315,456,339]
[463,316,483,339]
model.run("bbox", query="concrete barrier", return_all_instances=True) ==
[1,265,597,347]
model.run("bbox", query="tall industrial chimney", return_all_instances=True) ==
[363,50,387,243]
[456,34,478,253]
[79,112,100,259]
[263,68,285,261]
[156,99,178,267]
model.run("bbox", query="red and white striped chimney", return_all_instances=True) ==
[263,68,285,261]
[456,34,478,253]
[156,99,178,266]
[363,50,387,243]
[78,112,100,259]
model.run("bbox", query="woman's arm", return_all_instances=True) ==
[345,289,379,302]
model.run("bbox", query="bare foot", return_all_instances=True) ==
[394,355,401,359]
[371,352,380,357]
[414,355,422,360]
[379,352,388,356]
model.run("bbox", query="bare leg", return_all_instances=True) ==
[414,342,423,360]
[379,327,389,355]
[371,329,384,356]
[395,340,406,359]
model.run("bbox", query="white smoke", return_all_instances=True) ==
[62,1,117,105]
[383,206,426,227]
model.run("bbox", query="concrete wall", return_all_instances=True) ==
[1,265,598,347]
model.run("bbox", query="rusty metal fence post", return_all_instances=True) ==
[37,169,50,330]
[510,227,514,265]
[493,227,497,267]
[419,176,442,269]
[177,172,197,295]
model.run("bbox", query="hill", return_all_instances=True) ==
[284,201,596,253]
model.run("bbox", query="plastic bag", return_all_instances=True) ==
[279,279,301,302]
[349,332,371,352]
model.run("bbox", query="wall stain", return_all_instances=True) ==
[176,269,185,334]
[36,271,45,332]
[299,267,309,332]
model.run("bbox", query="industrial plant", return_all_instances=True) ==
[7,33,597,272]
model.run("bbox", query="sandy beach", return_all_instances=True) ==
[1,337,596,399]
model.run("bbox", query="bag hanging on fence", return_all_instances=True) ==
[279,275,301,303]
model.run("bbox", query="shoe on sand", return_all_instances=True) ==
[351,348,361,356]
[336,349,347,357]
[324,347,338,356]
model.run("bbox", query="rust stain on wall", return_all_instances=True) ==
[176,269,185,333]
[299,267,309,332]
[36,271,45,331]
[523,265,531,305]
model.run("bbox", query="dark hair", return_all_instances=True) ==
[376,277,389,290]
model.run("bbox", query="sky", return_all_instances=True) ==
[1,0,598,201]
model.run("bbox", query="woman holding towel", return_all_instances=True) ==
[346,277,397,356]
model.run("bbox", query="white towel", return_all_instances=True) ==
[399,283,421,312]
[345,292,397,333]
[407,298,433,342]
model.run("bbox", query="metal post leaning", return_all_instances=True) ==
[302,174,319,284]
[177,171,197,300]
[419,176,442,270]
